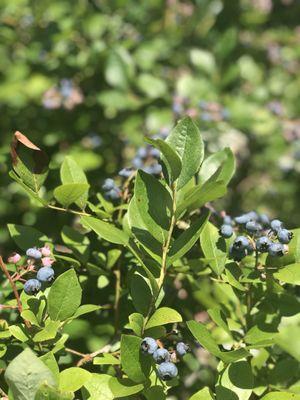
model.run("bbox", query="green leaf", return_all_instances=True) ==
[69,304,100,320]
[120,335,151,383]
[131,273,153,316]
[9,170,47,205]
[261,393,300,400]
[9,324,29,342]
[199,147,235,186]
[274,264,300,285]
[166,117,204,189]
[187,321,250,363]
[145,138,182,182]
[145,307,182,329]
[7,224,49,250]
[128,313,144,337]
[60,156,89,209]
[109,378,144,397]
[5,348,56,400]
[168,209,210,264]
[40,353,59,384]
[93,354,120,365]
[177,180,227,217]
[35,384,74,400]
[208,307,232,336]
[216,361,254,400]
[82,373,114,400]
[189,387,214,400]
[11,131,49,192]
[48,269,82,321]
[128,196,162,262]
[54,183,89,208]
[245,323,279,346]
[61,226,90,263]
[59,368,91,392]
[81,216,129,245]
[134,170,172,242]
[200,222,227,276]
[33,321,61,342]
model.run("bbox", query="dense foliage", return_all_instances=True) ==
[1,0,300,399]
[0,118,299,399]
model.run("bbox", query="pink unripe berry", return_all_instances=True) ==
[41,257,55,267]
[40,245,51,257]
[7,253,21,264]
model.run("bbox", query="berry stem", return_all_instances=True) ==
[0,256,31,329]
[47,204,91,217]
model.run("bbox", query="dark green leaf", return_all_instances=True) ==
[11,131,49,192]
[168,209,210,264]
[146,138,182,183]
[48,269,82,321]
[7,224,49,250]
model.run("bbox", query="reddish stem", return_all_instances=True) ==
[0,256,31,329]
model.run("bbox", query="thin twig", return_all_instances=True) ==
[0,256,31,329]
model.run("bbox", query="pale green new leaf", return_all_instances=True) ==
[145,307,182,329]
[81,216,129,245]
[5,348,56,400]
[166,117,204,189]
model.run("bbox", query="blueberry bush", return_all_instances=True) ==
[1,118,300,399]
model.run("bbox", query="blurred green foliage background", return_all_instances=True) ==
[1,0,300,252]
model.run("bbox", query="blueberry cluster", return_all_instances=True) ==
[141,337,189,381]
[7,245,55,296]
[42,79,83,110]
[219,212,293,261]
[102,178,122,200]
[172,95,229,122]
[118,144,162,180]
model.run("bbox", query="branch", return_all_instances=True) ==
[0,256,31,329]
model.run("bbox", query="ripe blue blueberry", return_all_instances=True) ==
[256,236,271,252]
[118,167,133,178]
[223,216,233,226]
[245,220,262,234]
[157,362,178,381]
[24,279,41,295]
[132,157,144,169]
[37,267,55,282]
[153,348,170,364]
[176,342,189,356]
[106,187,121,200]
[235,212,257,225]
[136,147,148,159]
[270,219,283,232]
[268,242,285,257]
[229,245,247,261]
[233,236,250,250]
[277,228,293,244]
[102,178,115,191]
[259,214,270,227]
[26,248,42,260]
[220,224,233,238]
[149,147,160,159]
[141,337,158,354]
